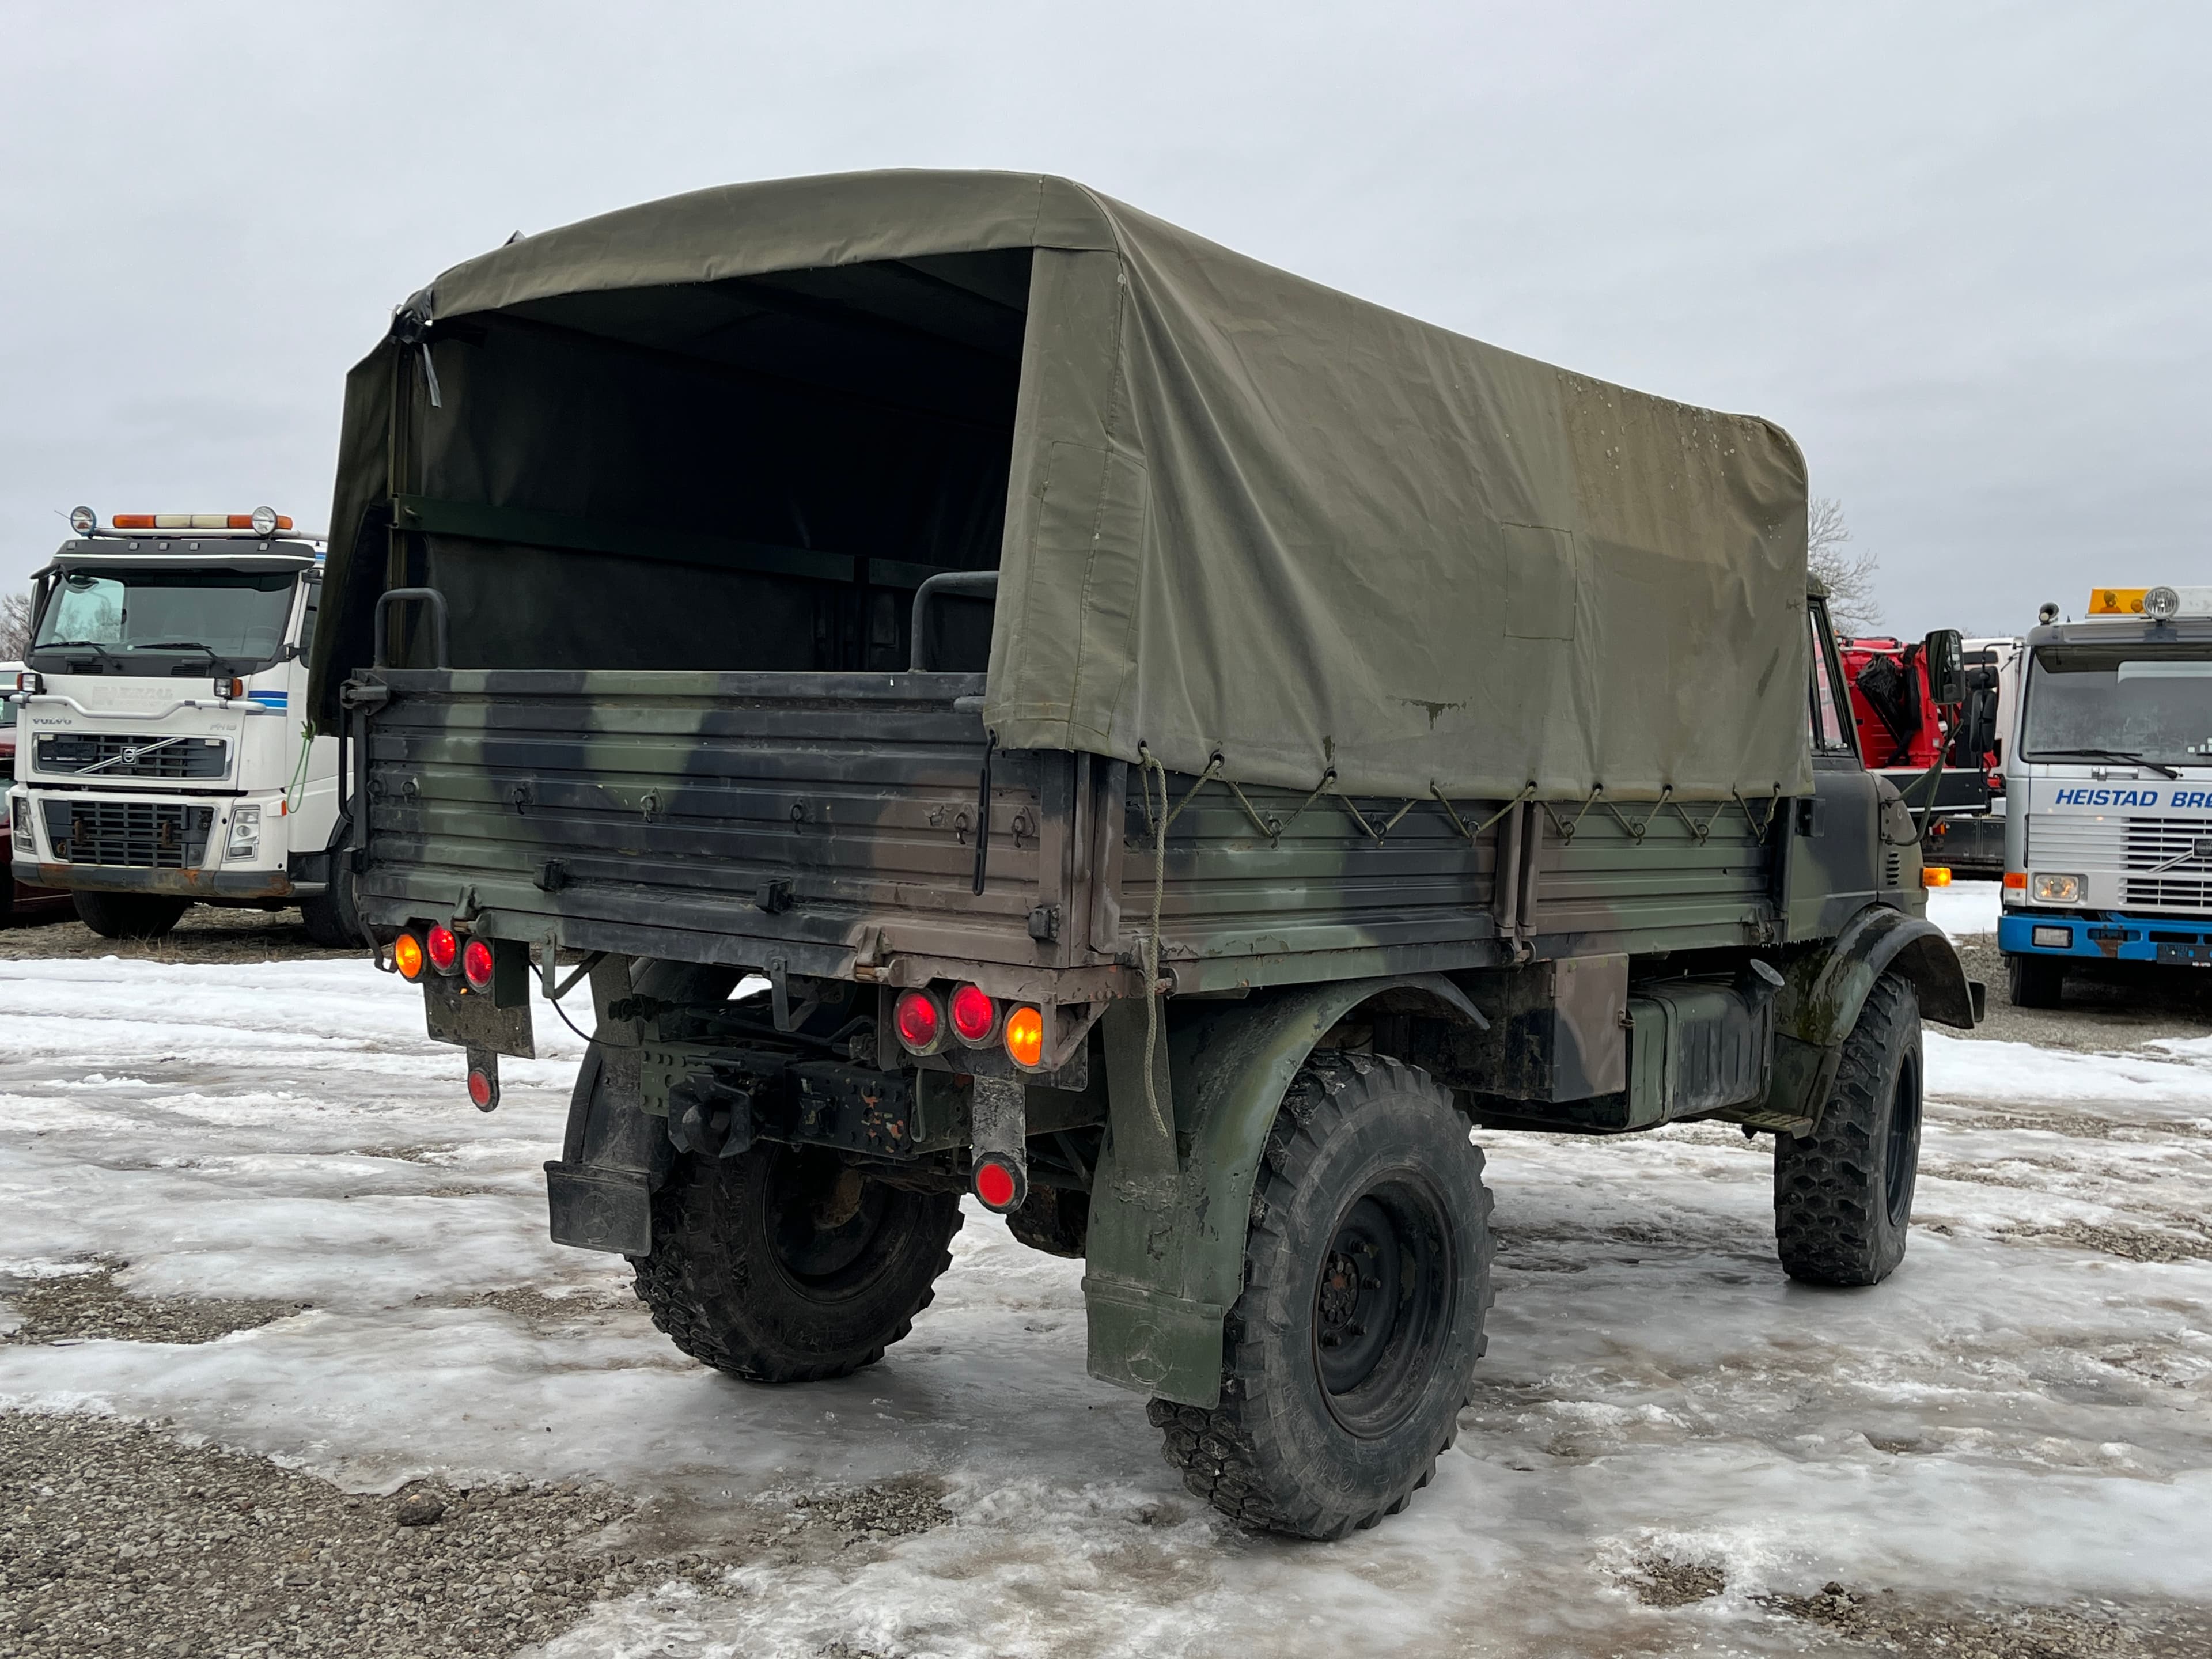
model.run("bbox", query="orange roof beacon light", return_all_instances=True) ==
[108,511,294,533]
[1003,1005,1046,1070]
[392,930,426,981]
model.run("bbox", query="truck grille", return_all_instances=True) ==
[2126,876,2212,909]
[35,732,228,780]
[2124,817,2212,870]
[40,800,214,868]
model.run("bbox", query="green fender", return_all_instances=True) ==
[1081,972,1481,1407]
[1761,903,1982,1131]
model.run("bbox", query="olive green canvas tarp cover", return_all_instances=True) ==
[316,169,1812,802]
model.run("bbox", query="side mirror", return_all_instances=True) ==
[1922,628,1966,706]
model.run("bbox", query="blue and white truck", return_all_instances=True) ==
[2000,583,2212,1006]
[6,507,360,942]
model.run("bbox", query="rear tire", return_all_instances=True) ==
[1775,972,1922,1286]
[72,891,188,939]
[1151,1051,1491,1539]
[2006,952,2066,1009]
[631,1146,962,1382]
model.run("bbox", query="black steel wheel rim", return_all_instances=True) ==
[1884,1050,1922,1228]
[765,1146,892,1287]
[1310,1173,1455,1439]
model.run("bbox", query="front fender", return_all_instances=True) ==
[1082,972,1480,1407]
[1755,904,1982,1132]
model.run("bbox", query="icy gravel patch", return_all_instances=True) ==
[2,955,2209,1657]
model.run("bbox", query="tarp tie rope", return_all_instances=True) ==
[1135,744,1176,1141]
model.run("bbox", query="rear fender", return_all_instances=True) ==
[1082,972,1482,1408]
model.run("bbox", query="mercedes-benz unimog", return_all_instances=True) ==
[309,172,1980,1539]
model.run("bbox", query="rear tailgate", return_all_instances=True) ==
[356,668,1080,978]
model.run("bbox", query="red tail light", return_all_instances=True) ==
[971,1157,1024,1213]
[462,938,495,990]
[893,990,944,1054]
[426,924,459,974]
[467,1065,498,1111]
[949,983,996,1044]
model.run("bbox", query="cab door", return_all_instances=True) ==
[1785,596,1883,940]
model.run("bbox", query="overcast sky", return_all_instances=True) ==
[3,1,2203,637]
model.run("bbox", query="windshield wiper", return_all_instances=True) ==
[138,641,224,661]
[38,638,113,657]
[2033,747,2182,779]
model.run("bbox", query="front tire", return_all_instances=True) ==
[1775,972,1923,1286]
[300,862,366,948]
[72,891,188,938]
[1151,1052,1491,1539]
[2007,952,2066,1009]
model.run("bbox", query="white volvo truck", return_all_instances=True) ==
[2001,582,2212,1006]
[6,507,361,943]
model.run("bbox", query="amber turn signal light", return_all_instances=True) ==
[1922,866,1953,888]
[392,931,425,981]
[1003,1005,1045,1069]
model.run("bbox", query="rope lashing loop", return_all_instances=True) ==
[1330,783,1384,843]
[1429,782,1538,842]
[1666,795,1724,843]
[1732,786,1785,839]
[1270,768,1337,839]
[1541,785,1604,844]
[1220,774,1283,840]
[1601,785,1672,842]
[1377,797,1421,838]
[1134,744,1175,1142]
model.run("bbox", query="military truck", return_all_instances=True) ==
[309,172,1981,1540]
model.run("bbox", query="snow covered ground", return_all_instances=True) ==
[3,949,2210,1657]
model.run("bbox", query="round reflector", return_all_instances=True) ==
[463,938,495,988]
[467,1068,498,1111]
[392,932,425,981]
[949,983,995,1043]
[1003,1005,1045,1069]
[973,1159,1018,1210]
[893,990,943,1053]
[426,923,459,974]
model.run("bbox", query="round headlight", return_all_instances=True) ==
[251,506,278,537]
[68,506,96,535]
[2144,585,2181,622]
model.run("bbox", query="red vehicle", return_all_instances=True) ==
[1,685,72,925]
[1838,635,2002,810]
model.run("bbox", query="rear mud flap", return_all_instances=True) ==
[544,1160,651,1255]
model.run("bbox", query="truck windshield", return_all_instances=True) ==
[32,569,297,668]
[2021,643,2212,767]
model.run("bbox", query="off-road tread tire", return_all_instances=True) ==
[1775,971,1921,1287]
[2006,952,2065,1010]
[71,890,188,939]
[299,865,366,949]
[630,1154,962,1385]
[1149,1051,1493,1540]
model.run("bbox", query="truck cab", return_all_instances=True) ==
[6,508,358,943]
[1999,584,2212,1005]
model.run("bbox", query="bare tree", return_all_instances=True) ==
[1807,496,1883,637]
[0,592,30,661]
